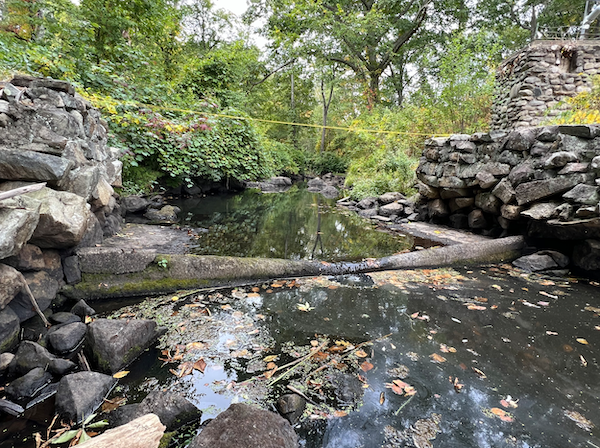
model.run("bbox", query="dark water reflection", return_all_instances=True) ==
[170,187,411,261]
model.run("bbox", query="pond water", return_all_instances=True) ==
[169,187,412,261]
[111,265,599,448]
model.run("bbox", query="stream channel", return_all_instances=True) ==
[5,188,600,448]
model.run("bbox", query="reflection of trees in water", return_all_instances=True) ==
[179,189,410,261]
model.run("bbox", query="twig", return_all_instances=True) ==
[587,441,600,448]
[269,340,329,385]
[17,272,50,327]
[77,352,91,371]
[394,394,415,416]
[0,182,46,202]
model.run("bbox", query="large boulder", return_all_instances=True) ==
[8,271,58,322]
[0,196,41,259]
[515,175,583,206]
[109,390,201,431]
[0,149,73,184]
[0,264,24,310]
[189,403,298,448]
[5,367,53,402]
[55,371,116,423]
[4,244,45,271]
[9,340,76,376]
[0,307,20,353]
[86,318,159,373]
[572,239,600,271]
[47,322,87,355]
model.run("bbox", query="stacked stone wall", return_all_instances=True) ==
[491,41,600,130]
[415,125,600,270]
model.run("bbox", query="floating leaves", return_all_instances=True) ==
[489,407,514,422]
[112,370,129,379]
[472,367,487,379]
[429,353,446,363]
[449,376,464,393]
[564,410,594,431]
[500,396,519,409]
[297,302,314,312]
[354,349,368,358]
[576,338,589,345]
[193,358,207,373]
[170,358,207,378]
[386,379,417,396]
[263,355,278,362]
[439,344,456,354]
[360,361,374,372]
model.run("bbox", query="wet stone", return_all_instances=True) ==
[5,367,52,402]
[513,253,559,272]
[70,299,96,318]
[47,322,87,354]
[55,371,116,424]
[276,393,306,424]
[49,312,81,325]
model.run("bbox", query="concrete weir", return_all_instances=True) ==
[62,235,525,300]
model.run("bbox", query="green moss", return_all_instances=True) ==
[158,431,175,448]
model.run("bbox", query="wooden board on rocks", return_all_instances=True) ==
[78,414,165,448]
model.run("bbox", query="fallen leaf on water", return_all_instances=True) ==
[361,361,374,372]
[251,287,260,292]
[221,304,233,311]
[490,407,514,422]
[297,302,314,312]
[171,296,179,302]
[328,285,339,290]
[333,410,348,418]
[247,292,261,298]
[313,351,329,361]
[101,397,126,413]
[170,361,194,378]
[193,358,207,373]
[449,376,464,393]
[539,291,558,299]
[467,304,487,311]
[231,349,249,358]
[410,312,420,319]
[576,338,589,345]
[379,392,385,405]
[472,367,487,379]
[474,297,488,303]
[537,301,550,306]
[491,284,503,291]
[112,370,129,379]
[539,279,555,286]
[263,368,277,379]
[263,355,278,362]
[580,355,587,367]
[84,316,93,324]
[271,282,284,288]
[522,300,540,308]
[564,410,594,431]
[310,340,319,347]
[451,317,462,324]
[546,331,558,335]
[500,396,519,408]
[584,306,600,314]
[595,326,600,331]
[266,362,277,370]
[430,353,446,363]
[355,349,368,358]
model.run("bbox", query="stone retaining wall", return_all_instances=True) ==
[0,75,123,353]
[415,124,600,271]
[491,40,600,130]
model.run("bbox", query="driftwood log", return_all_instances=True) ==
[78,414,165,448]
[0,182,46,202]
[66,236,526,300]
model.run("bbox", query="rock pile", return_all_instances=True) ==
[414,124,600,272]
[337,191,417,224]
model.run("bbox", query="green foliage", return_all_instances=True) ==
[306,151,349,175]
[262,139,303,176]
[547,75,600,125]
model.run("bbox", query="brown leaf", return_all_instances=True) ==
[430,353,446,363]
[355,349,368,358]
[333,410,347,417]
[186,342,207,351]
[266,362,277,370]
[112,370,129,379]
[576,338,589,345]
[193,358,207,373]
[102,397,126,413]
[360,361,374,372]
[491,407,513,422]
[251,287,260,292]
[379,392,385,405]
[472,367,487,379]
[263,368,277,379]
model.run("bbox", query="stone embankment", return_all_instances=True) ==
[414,124,600,272]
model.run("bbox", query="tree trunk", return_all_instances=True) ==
[367,74,380,109]
[78,414,165,448]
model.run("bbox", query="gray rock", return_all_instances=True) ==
[513,254,559,272]
[575,206,598,218]
[536,126,559,142]
[558,162,589,175]
[439,187,471,199]
[86,318,159,373]
[4,244,45,271]
[0,398,24,417]
[428,199,449,218]
[557,124,598,139]
[356,197,378,209]
[543,151,578,169]
[49,312,81,326]
[55,371,116,424]
[76,247,156,275]
[8,271,58,322]
[378,192,404,204]
[0,308,20,353]
[501,204,523,220]
[63,256,81,284]
[492,178,516,204]
[70,300,96,318]
[63,165,100,200]
[475,193,501,215]
[563,184,599,205]
[0,264,24,310]
[379,202,403,217]
[521,202,559,220]
[10,341,75,375]
[30,78,75,94]
[121,195,150,214]
[476,171,497,189]
[0,352,14,372]
[508,162,535,186]
[537,250,569,268]
[307,177,325,189]
[505,128,536,151]
[0,197,41,260]
[5,367,53,401]
[110,390,201,431]
[515,175,583,205]
[468,209,488,229]
[16,186,94,249]
[268,176,292,186]
[591,155,600,171]
[144,205,180,222]
[320,185,339,199]
[572,239,600,271]
[554,203,573,221]
[47,322,87,354]
[530,142,551,157]
[358,208,378,218]
[417,182,439,199]
[0,150,73,183]
[276,393,306,424]
[189,403,297,448]
[449,213,469,229]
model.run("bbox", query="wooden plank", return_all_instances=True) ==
[78,414,166,448]
[0,182,46,201]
